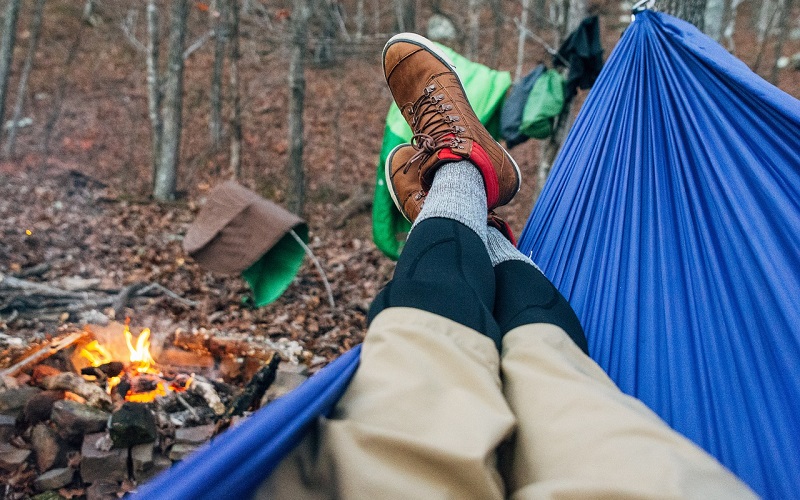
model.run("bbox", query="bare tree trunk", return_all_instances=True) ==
[288,0,310,215]
[356,0,365,40]
[753,0,780,72]
[466,0,482,60]
[488,0,503,68]
[394,0,416,32]
[313,0,337,67]
[210,0,226,150]
[565,0,586,37]
[4,0,45,159]
[42,16,84,154]
[153,0,189,202]
[146,0,162,192]
[228,0,242,178]
[515,0,531,81]
[661,0,708,29]
[770,0,794,83]
[534,100,574,201]
[0,0,22,133]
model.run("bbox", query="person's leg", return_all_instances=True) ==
[260,33,522,499]
[485,228,756,498]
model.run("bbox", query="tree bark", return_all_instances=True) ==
[146,0,162,193]
[228,0,242,178]
[565,0,587,38]
[535,99,574,202]
[515,0,531,81]
[4,0,46,159]
[466,0,482,60]
[356,0,365,40]
[288,0,310,215]
[394,0,416,32]
[0,0,22,134]
[153,0,189,202]
[661,0,708,30]
[210,0,227,150]
[770,0,794,83]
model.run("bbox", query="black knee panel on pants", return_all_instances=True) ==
[493,260,589,354]
[368,218,501,348]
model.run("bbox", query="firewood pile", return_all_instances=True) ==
[0,322,310,499]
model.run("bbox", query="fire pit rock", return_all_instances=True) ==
[34,466,75,492]
[109,402,157,448]
[50,400,110,443]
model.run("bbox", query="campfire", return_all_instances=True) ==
[77,322,189,404]
[0,322,308,498]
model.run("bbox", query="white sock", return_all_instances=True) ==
[412,161,488,242]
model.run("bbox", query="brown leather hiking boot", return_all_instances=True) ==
[488,211,516,246]
[386,144,426,222]
[383,33,521,210]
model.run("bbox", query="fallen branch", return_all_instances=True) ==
[289,230,336,308]
[0,331,88,378]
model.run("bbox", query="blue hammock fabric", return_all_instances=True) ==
[130,344,361,500]
[517,11,800,499]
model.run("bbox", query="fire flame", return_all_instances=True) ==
[78,323,166,402]
[124,324,157,374]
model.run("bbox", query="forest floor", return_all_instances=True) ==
[1,0,798,370]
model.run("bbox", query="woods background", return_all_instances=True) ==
[0,0,798,358]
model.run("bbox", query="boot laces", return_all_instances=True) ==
[401,84,465,174]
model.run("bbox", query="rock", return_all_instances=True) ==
[85,480,118,500]
[30,423,65,472]
[109,402,157,448]
[31,492,66,500]
[41,373,112,410]
[135,453,172,482]
[427,14,457,41]
[50,400,110,443]
[174,424,214,445]
[80,433,127,483]
[168,443,200,461]
[262,371,308,405]
[22,391,64,427]
[131,442,154,478]
[34,467,74,491]
[0,443,31,471]
[0,386,42,417]
[0,414,16,443]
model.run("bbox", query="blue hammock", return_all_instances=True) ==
[517,11,800,499]
[133,11,799,500]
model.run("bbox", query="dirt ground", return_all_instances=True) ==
[1,1,798,366]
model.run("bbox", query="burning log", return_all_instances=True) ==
[0,331,88,378]
[222,354,281,419]
[40,372,112,410]
[189,376,225,416]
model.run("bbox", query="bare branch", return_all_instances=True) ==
[121,9,147,54]
[183,29,216,60]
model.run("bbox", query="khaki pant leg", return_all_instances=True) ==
[259,308,516,500]
[500,324,757,500]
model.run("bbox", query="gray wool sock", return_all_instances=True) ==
[412,161,487,242]
[486,226,541,268]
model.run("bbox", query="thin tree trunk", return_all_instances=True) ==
[565,0,586,38]
[42,16,84,154]
[0,0,22,133]
[288,0,310,215]
[535,100,574,202]
[394,0,415,32]
[146,0,162,192]
[153,0,189,202]
[210,0,226,150]
[515,0,531,81]
[228,0,242,178]
[770,0,794,83]
[466,0,482,60]
[356,0,365,40]
[753,0,780,72]
[4,0,46,158]
[488,0,503,68]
